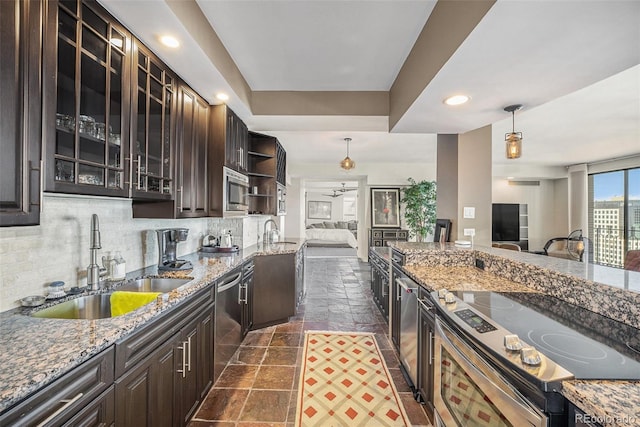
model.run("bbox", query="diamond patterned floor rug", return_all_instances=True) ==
[295,332,411,426]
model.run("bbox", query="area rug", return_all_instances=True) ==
[295,332,410,426]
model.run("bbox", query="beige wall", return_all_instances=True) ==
[492,178,568,251]
[436,134,459,241]
[458,125,492,246]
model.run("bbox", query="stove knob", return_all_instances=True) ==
[444,292,455,304]
[520,347,542,366]
[438,288,448,298]
[504,334,523,351]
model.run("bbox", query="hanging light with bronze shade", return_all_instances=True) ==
[504,104,523,159]
[340,137,356,170]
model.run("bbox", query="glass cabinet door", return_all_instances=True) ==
[131,43,175,199]
[51,0,129,196]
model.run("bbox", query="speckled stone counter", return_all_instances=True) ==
[0,239,305,414]
[563,381,640,427]
[386,241,640,427]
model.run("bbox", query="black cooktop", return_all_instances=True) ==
[451,291,640,380]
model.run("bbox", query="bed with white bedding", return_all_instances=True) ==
[304,228,358,248]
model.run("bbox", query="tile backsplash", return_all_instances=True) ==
[0,194,267,312]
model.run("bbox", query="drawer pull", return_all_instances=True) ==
[178,341,188,378]
[36,392,83,427]
[186,336,192,372]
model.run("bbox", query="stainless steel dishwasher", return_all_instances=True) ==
[396,271,420,397]
[214,267,243,381]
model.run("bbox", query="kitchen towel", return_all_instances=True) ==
[110,291,160,317]
[295,331,410,426]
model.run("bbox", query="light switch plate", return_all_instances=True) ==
[463,207,475,219]
[464,228,476,236]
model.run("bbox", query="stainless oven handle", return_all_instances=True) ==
[434,318,546,427]
[417,297,432,312]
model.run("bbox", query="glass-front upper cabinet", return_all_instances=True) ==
[130,42,175,200]
[44,0,130,196]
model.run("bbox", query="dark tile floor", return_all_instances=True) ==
[190,254,432,427]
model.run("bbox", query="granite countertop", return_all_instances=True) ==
[402,264,536,293]
[388,242,640,427]
[0,239,305,414]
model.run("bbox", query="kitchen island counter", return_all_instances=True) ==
[388,242,640,427]
[0,239,306,414]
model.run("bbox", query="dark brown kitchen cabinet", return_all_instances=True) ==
[174,85,208,218]
[63,386,115,426]
[369,249,389,322]
[130,41,175,200]
[43,0,131,197]
[417,287,435,423]
[241,260,254,336]
[115,333,179,427]
[0,346,115,426]
[247,132,286,216]
[132,83,208,219]
[114,286,214,426]
[0,0,43,227]
[211,104,248,174]
[252,253,297,329]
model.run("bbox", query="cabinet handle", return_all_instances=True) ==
[135,155,142,189]
[429,331,434,365]
[178,341,187,378]
[395,278,402,301]
[177,186,184,212]
[36,392,83,427]
[187,336,192,372]
[29,160,43,211]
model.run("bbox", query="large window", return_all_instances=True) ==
[588,167,640,268]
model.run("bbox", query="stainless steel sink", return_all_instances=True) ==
[32,294,114,320]
[117,277,191,293]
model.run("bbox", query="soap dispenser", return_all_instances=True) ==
[112,251,126,280]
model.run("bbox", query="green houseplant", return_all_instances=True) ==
[401,178,437,242]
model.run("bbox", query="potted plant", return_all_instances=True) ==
[401,178,437,242]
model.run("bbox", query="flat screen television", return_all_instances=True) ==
[492,203,520,242]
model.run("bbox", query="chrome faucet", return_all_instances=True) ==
[87,214,102,290]
[263,218,280,244]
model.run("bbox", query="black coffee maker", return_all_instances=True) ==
[156,228,193,271]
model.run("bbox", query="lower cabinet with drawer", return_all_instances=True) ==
[115,285,215,427]
[1,286,215,427]
[369,228,409,247]
[0,346,115,426]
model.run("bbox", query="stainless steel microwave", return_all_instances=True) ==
[223,166,249,216]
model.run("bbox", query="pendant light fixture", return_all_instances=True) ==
[340,137,356,170]
[504,104,523,159]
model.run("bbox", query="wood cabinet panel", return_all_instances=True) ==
[43,0,131,197]
[252,253,296,329]
[0,0,42,226]
[0,347,114,426]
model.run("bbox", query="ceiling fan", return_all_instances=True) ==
[334,183,357,193]
[323,190,344,198]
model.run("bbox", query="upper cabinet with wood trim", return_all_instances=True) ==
[43,0,131,197]
[130,42,176,201]
[247,132,287,216]
[0,0,43,226]
[210,104,249,174]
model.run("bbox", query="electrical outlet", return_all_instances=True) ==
[464,228,476,236]
[463,207,475,219]
[475,258,485,270]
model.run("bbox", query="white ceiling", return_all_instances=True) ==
[99,0,640,179]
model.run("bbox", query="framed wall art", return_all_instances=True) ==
[308,201,332,220]
[371,188,400,228]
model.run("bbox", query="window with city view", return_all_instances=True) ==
[588,168,640,269]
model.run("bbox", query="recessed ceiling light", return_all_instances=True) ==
[216,93,229,101]
[160,35,180,48]
[444,95,470,106]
